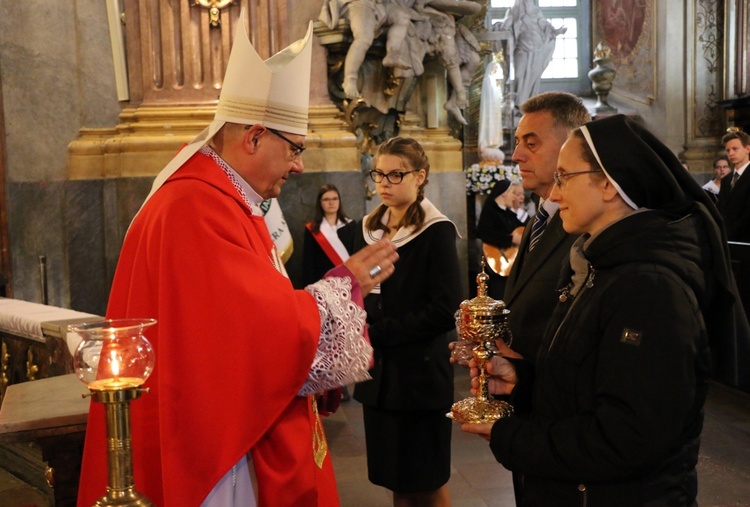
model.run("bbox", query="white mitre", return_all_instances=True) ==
[139,10,313,209]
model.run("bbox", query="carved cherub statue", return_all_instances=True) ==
[318,0,482,124]
[408,1,482,124]
[319,0,426,99]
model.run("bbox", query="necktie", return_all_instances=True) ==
[528,205,550,251]
[731,170,740,189]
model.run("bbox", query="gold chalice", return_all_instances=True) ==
[448,262,513,423]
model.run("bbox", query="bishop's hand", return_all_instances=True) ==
[344,239,399,296]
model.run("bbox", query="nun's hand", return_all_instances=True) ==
[494,338,523,359]
[468,355,518,397]
[461,422,494,441]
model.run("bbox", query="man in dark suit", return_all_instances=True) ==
[504,92,591,361]
[717,129,750,243]
[454,92,592,505]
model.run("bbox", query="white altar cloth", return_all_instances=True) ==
[0,297,100,354]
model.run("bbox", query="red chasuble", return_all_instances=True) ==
[77,152,339,506]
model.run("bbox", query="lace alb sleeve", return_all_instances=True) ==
[298,275,373,396]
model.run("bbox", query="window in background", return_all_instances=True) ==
[487,0,590,95]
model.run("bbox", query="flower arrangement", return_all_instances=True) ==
[465,161,521,194]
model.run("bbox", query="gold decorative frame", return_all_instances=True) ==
[732,0,749,95]
[193,0,236,27]
[593,0,656,104]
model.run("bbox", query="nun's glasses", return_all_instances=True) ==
[553,169,602,188]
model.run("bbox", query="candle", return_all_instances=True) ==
[88,377,145,390]
[71,318,156,389]
[110,350,120,380]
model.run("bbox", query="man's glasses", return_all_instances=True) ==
[553,170,602,188]
[267,128,305,159]
[245,125,305,159]
[369,170,416,184]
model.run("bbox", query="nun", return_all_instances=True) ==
[476,179,527,297]
[462,115,750,506]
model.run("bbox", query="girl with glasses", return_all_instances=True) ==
[702,155,731,203]
[302,183,354,286]
[303,183,357,406]
[350,137,462,507]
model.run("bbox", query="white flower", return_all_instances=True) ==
[464,163,521,194]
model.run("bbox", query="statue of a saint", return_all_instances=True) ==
[399,7,481,125]
[478,55,505,161]
[500,0,566,107]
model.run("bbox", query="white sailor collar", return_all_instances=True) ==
[361,198,460,247]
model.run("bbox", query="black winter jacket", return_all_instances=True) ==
[490,210,712,506]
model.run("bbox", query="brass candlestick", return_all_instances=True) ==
[88,387,153,507]
[448,263,513,423]
[71,319,157,507]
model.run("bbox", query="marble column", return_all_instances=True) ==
[682,0,726,176]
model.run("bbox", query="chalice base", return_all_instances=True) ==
[94,489,154,507]
[447,397,513,424]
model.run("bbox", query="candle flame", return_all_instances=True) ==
[110,350,120,379]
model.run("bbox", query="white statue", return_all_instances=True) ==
[319,0,426,99]
[478,55,505,161]
[400,6,481,125]
[319,0,482,125]
[500,0,566,107]
[442,22,482,125]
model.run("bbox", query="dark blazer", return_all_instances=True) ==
[503,210,577,362]
[717,168,750,242]
[353,221,462,410]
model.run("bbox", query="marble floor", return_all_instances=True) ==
[324,370,750,507]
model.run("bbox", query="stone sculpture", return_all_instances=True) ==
[318,0,482,125]
[500,0,566,107]
[319,0,423,100]
[478,55,505,161]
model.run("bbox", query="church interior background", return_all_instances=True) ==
[0,0,750,314]
[0,0,747,314]
[0,0,749,504]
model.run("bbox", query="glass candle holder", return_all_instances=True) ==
[72,319,156,390]
[69,318,157,507]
